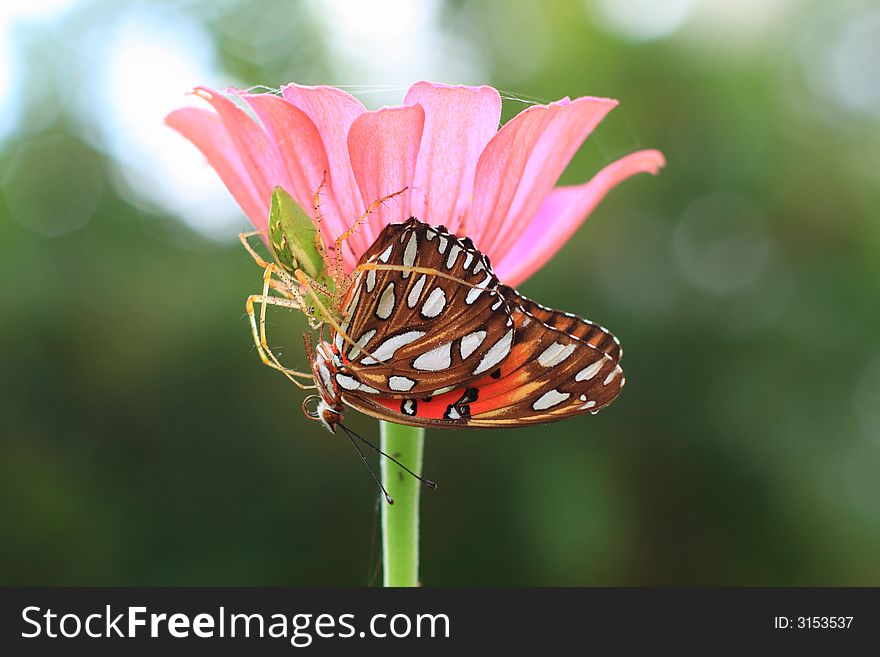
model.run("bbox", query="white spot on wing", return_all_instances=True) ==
[465,272,493,304]
[317,362,333,392]
[336,374,361,390]
[389,375,416,392]
[339,284,360,334]
[533,389,571,410]
[460,330,487,359]
[378,244,393,263]
[580,400,597,410]
[402,232,417,279]
[538,342,576,367]
[575,360,605,382]
[360,330,425,365]
[474,329,513,374]
[407,274,427,308]
[421,287,446,318]
[603,367,621,386]
[376,282,395,320]
[412,342,452,371]
[438,235,449,254]
[347,329,376,360]
[462,252,474,269]
[365,268,376,292]
[446,244,461,269]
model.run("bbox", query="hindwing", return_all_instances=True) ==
[340,286,625,428]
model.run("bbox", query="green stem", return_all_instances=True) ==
[380,421,425,587]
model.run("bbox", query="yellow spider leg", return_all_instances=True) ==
[245,265,315,389]
[240,231,301,300]
[239,231,274,270]
[311,171,329,262]
[257,265,314,374]
[333,187,408,284]
[354,263,499,292]
[294,269,384,364]
[245,293,316,389]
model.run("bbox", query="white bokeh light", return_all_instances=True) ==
[591,0,697,41]
[827,7,880,116]
[0,0,78,142]
[305,0,487,106]
[0,22,12,141]
[78,7,241,238]
[797,5,880,122]
[686,0,792,50]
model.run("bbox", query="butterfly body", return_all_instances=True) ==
[302,218,625,432]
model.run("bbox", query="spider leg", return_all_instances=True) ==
[245,264,315,389]
[311,171,329,262]
[294,269,384,364]
[333,187,408,285]
[353,263,498,293]
[239,231,274,270]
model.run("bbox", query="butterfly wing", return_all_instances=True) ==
[340,289,625,428]
[330,219,516,397]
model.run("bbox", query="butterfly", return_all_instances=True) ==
[300,218,625,434]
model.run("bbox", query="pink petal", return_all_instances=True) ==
[495,149,666,286]
[282,84,366,268]
[184,87,283,231]
[165,106,268,231]
[238,92,347,249]
[403,81,501,233]
[466,96,618,261]
[346,104,426,261]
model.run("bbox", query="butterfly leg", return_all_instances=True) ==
[245,264,315,389]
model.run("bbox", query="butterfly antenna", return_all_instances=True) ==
[339,422,438,491]
[340,424,395,505]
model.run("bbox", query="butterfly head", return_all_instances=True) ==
[303,340,345,433]
[302,395,342,433]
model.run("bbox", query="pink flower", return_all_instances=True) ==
[165,81,664,287]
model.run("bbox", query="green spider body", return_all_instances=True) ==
[266,186,338,324]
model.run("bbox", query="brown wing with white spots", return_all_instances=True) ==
[340,290,625,428]
[505,288,622,361]
[329,219,515,397]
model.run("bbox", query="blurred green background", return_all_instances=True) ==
[2,0,879,586]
